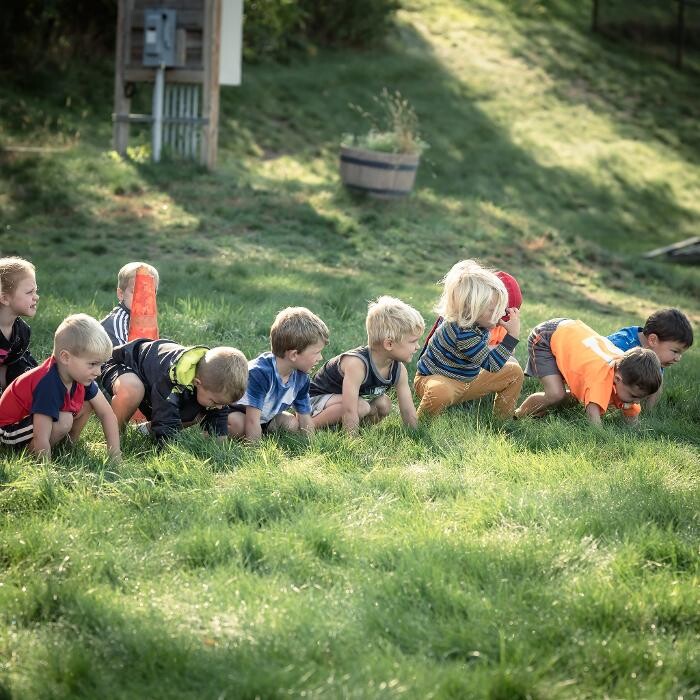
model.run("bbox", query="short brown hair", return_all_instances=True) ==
[270,307,329,356]
[616,347,662,396]
[0,257,35,296]
[643,308,693,347]
[195,347,248,402]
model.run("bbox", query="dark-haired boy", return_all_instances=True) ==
[515,318,662,426]
[608,308,693,409]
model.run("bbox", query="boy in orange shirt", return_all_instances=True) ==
[515,318,662,425]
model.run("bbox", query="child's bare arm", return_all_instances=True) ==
[340,357,367,433]
[585,402,603,426]
[30,413,53,459]
[89,391,121,461]
[395,365,417,428]
[244,406,263,442]
[645,389,660,410]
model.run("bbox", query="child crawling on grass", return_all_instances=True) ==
[515,318,662,426]
[607,308,693,410]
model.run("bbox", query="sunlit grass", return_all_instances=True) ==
[1,0,699,697]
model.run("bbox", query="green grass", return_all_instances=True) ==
[1,1,699,697]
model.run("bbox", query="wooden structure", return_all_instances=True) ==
[340,146,421,199]
[113,0,231,168]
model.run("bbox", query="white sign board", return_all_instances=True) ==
[219,0,243,86]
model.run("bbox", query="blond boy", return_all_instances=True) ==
[229,307,329,442]
[311,296,425,432]
[101,339,248,445]
[0,314,120,460]
[100,262,160,347]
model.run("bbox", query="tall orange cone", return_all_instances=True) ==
[128,266,158,425]
[128,266,159,341]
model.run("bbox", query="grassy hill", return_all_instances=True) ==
[1,1,699,698]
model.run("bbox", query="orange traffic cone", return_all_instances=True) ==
[128,266,159,341]
[128,266,158,424]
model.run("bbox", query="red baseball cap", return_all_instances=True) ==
[496,271,522,320]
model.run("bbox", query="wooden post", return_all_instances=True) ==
[113,0,134,154]
[201,0,221,169]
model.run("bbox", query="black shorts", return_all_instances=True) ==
[100,361,145,399]
[0,415,34,448]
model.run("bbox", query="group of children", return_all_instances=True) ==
[0,256,693,461]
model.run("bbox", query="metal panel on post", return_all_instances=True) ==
[113,0,238,168]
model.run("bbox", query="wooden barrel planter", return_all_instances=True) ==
[339,146,420,199]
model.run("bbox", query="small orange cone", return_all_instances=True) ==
[128,266,158,424]
[128,266,159,341]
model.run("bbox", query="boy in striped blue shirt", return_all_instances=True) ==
[415,260,523,418]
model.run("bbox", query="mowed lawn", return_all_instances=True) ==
[1,1,699,698]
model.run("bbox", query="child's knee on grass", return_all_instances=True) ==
[51,412,74,445]
[497,362,524,387]
[270,412,299,433]
[227,411,246,438]
[371,394,392,419]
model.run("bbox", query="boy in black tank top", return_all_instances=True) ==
[310,296,424,433]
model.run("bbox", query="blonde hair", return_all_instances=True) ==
[117,262,160,292]
[270,307,329,356]
[53,314,113,360]
[616,348,662,396]
[366,296,425,346]
[0,257,35,296]
[436,259,507,328]
[196,347,249,402]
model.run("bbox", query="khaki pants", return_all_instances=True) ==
[414,360,524,419]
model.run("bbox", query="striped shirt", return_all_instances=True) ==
[416,320,518,382]
[100,302,130,346]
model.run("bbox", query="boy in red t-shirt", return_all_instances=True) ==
[515,318,662,425]
[0,314,120,460]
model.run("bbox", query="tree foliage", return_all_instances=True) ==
[0,0,400,71]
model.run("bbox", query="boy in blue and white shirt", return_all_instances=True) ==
[230,307,329,442]
[607,308,693,409]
